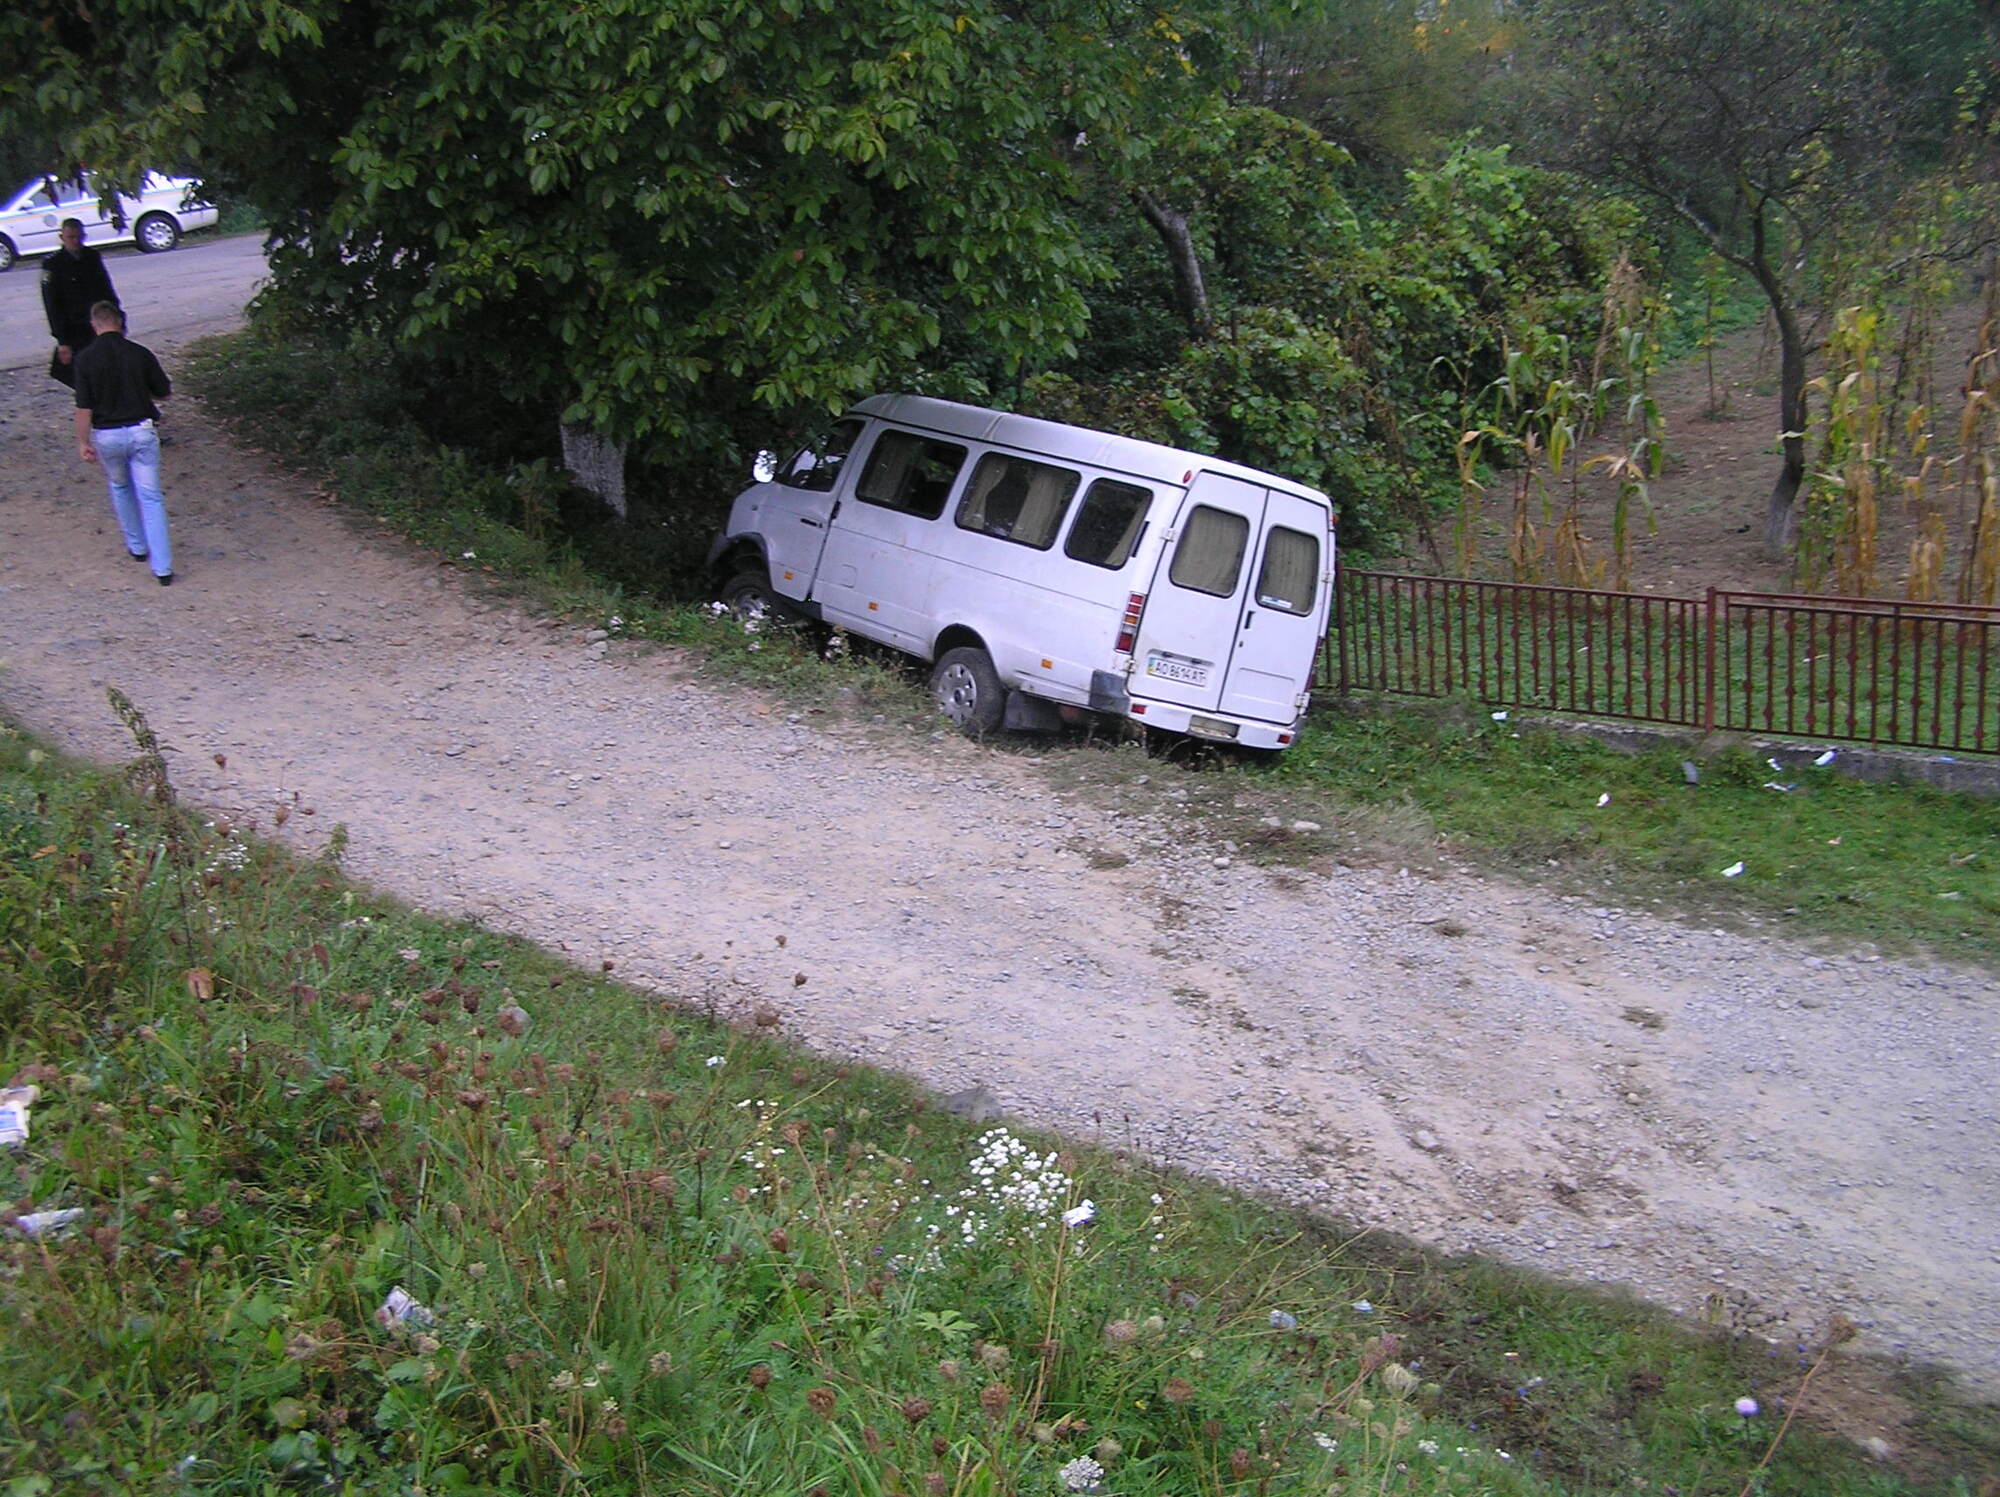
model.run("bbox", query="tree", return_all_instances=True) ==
[1519,0,1993,556]
[1237,0,1514,179]
[2,0,1246,466]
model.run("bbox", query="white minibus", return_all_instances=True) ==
[707,395,1335,750]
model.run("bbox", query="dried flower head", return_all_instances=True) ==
[1229,1448,1253,1480]
[900,1396,932,1426]
[1380,1362,1420,1396]
[1162,1376,1196,1405]
[976,1341,1011,1370]
[806,1386,837,1420]
[747,1363,772,1391]
[1101,1319,1138,1347]
[978,1383,1011,1421]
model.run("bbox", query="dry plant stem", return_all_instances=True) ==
[1024,1217,1078,1423]
[1733,1331,1847,1497]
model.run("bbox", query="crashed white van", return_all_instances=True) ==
[708,395,1335,750]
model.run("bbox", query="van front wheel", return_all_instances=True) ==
[931,647,1005,737]
[721,569,779,624]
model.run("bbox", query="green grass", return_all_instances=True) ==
[4,714,1993,1496]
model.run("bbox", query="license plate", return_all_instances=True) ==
[1187,714,1240,741]
[1146,654,1209,687]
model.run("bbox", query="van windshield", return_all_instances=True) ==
[781,419,862,492]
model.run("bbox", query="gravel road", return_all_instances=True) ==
[2,337,1996,1416]
[0,232,267,373]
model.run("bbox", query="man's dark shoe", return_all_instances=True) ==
[129,550,147,561]
[157,572,174,587]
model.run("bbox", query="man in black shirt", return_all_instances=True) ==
[73,301,175,585]
[42,217,120,389]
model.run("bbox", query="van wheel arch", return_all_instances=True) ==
[711,542,768,593]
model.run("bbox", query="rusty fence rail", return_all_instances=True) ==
[1330,571,2000,756]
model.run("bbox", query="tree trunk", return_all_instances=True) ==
[1134,190,1212,339]
[1746,218,1807,558]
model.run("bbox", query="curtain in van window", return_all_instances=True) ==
[1065,479,1152,568]
[1253,526,1319,615]
[857,431,966,520]
[956,454,1079,548]
[1168,505,1249,597]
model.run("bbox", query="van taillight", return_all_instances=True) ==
[1114,592,1147,654]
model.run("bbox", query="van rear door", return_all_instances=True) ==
[1131,473,1327,725]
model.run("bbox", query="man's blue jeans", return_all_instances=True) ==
[93,421,172,579]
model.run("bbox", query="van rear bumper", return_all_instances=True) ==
[1122,697,1306,751]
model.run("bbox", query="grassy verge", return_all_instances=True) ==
[1264,703,2000,965]
[4,713,1992,1495]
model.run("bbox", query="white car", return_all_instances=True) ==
[0,172,218,271]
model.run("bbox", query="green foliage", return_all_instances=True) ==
[1237,0,1516,180]
[3,713,1986,1495]
[1034,138,1641,553]
[3,0,1258,470]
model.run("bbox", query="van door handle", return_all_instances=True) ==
[1242,610,1256,629]
[799,517,823,528]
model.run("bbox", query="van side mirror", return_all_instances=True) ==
[751,450,778,484]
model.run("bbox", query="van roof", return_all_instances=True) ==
[851,394,1331,506]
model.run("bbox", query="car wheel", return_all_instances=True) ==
[721,569,780,624]
[0,236,15,272]
[931,646,1006,736]
[135,213,180,253]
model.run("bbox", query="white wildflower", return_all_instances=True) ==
[1059,1456,1104,1492]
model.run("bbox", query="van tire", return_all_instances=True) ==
[931,647,1006,737]
[721,569,780,623]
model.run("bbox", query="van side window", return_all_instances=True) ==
[856,430,967,520]
[956,454,1080,550]
[1253,526,1319,615]
[1064,479,1152,569]
[781,418,863,492]
[1168,505,1249,597]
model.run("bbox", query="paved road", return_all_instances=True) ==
[0,231,266,372]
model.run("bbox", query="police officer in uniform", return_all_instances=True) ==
[42,217,120,389]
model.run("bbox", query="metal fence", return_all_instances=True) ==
[1331,571,2000,756]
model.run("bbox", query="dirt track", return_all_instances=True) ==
[2,332,1997,1428]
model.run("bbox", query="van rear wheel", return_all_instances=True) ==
[931,647,1005,736]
